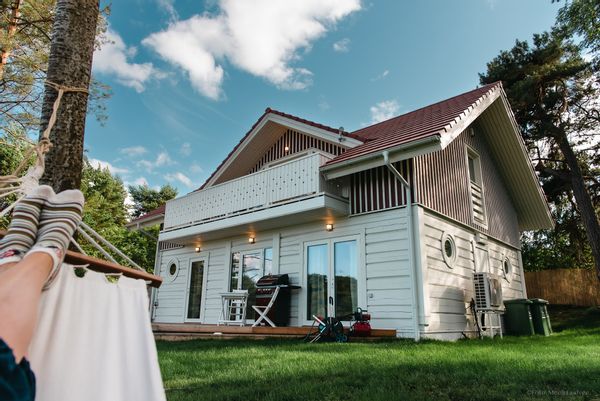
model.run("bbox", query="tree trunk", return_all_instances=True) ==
[39,0,99,192]
[0,0,22,81]
[556,132,600,281]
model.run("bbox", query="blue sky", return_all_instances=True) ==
[87,0,559,195]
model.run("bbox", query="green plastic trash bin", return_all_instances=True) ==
[529,298,552,336]
[503,299,535,336]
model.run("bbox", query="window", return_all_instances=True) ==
[229,247,273,319]
[441,232,457,268]
[466,146,487,225]
[164,259,179,282]
[502,256,512,282]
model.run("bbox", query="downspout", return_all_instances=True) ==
[383,151,422,341]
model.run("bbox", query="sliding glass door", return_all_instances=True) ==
[306,238,359,321]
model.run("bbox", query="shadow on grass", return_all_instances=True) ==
[158,329,600,401]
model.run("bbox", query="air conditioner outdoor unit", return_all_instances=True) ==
[473,272,503,310]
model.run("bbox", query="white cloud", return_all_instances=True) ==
[155,151,173,167]
[190,163,203,173]
[333,38,350,52]
[157,0,178,21]
[88,158,129,175]
[137,151,174,171]
[164,172,193,188]
[371,69,389,81]
[120,146,148,157]
[133,177,149,186]
[94,28,164,92]
[143,0,361,99]
[370,100,399,124]
[179,142,192,156]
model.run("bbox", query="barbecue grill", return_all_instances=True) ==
[255,274,291,326]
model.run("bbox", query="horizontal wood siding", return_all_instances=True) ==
[414,127,520,247]
[154,209,417,337]
[277,208,415,337]
[154,242,228,324]
[350,161,410,215]
[249,128,345,173]
[421,210,525,340]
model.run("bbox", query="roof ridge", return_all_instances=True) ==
[352,82,501,138]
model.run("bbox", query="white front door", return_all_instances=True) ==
[185,258,207,322]
[305,237,359,321]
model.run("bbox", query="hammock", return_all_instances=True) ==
[0,81,166,401]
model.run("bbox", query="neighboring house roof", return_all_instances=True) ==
[325,83,500,168]
[198,108,359,190]
[126,204,165,228]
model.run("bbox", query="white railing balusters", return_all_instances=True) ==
[163,152,341,230]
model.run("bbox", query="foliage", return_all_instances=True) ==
[0,0,110,135]
[480,31,599,272]
[157,308,600,401]
[128,183,178,219]
[554,0,600,64]
[79,159,158,271]
[0,129,35,228]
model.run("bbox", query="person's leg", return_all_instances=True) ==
[0,186,54,274]
[0,188,84,362]
[0,253,53,362]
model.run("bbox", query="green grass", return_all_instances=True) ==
[157,307,600,401]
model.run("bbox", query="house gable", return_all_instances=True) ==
[201,109,362,189]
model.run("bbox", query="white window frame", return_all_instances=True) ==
[465,144,488,228]
[164,258,180,283]
[301,234,365,325]
[184,256,209,323]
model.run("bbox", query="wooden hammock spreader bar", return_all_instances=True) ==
[0,230,162,288]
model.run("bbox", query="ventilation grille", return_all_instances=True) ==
[473,272,503,310]
[159,242,184,251]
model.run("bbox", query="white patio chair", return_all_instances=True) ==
[251,286,281,327]
[218,289,249,326]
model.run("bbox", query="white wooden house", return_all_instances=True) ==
[145,82,552,340]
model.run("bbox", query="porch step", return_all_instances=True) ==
[152,323,397,341]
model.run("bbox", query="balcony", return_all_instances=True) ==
[159,152,349,243]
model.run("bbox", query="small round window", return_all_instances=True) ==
[503,256,512,281]
[441,232,457,268]
[164,259,179,282]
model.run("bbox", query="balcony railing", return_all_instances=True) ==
[163,152,343,231]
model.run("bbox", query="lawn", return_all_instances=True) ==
[157,306,600,401]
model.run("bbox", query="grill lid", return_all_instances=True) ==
[256,274,290,287]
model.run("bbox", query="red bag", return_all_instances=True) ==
[351,321,372,337]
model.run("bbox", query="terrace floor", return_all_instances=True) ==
[152,323,397,341]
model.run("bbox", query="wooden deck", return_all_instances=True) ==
[153,323,397,341]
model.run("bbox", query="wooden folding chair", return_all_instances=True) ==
[251,286,280,327]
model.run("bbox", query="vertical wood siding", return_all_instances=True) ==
[248,129,345,173]
[349,161,411,215]
[413,127,520,247]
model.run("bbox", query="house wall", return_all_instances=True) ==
[248,128,346,173]
[349,161,410,215]
[419,208,526,340]
[153,208,418,338]
[413,125,520,248]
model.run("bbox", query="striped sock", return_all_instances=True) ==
[26,189,84,289]
[0,185,54,266]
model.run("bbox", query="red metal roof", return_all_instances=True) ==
[325,82,502,166]
[127,203,165,225]
[198,108,355,190]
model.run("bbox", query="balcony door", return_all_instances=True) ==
[185,258,207,322]
[305,237,360,321]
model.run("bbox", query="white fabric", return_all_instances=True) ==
[28,264,166,401]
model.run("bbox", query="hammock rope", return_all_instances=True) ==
[0,80,146,273]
